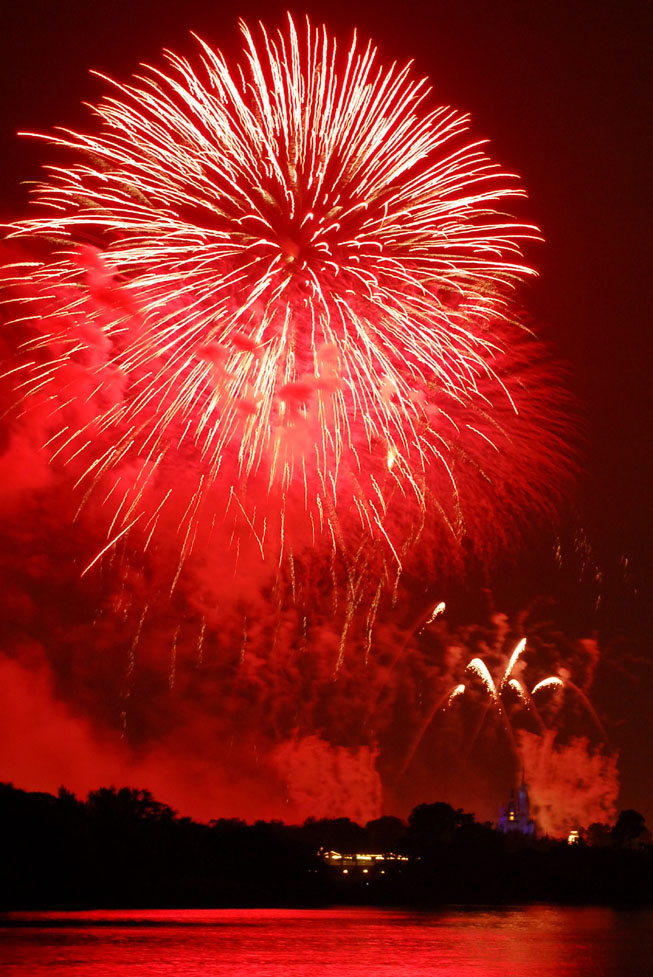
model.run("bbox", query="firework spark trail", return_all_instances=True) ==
[433,639,564,765]
[532,677,564,694]
[2,14,572,595]
[401,642,529,783]
[553,677,609,743]
[448,683,466,704]
[530,673,608,743]
[500,637,526,691]
[396,682,458,781]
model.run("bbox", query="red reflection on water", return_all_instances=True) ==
[0,906,647,977]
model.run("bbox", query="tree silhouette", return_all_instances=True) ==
[611,809,650,848]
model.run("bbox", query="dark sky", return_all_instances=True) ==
[1,0,651,828]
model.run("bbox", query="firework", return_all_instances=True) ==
[448,639,563,724]
[0,18,582,822]
[4,15,572,585]
[397,636,564,779]
[531,677,564,694]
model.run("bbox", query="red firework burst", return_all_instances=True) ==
[3,15,570,573]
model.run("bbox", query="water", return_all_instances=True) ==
[1,906,652,976]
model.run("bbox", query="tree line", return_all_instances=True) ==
[0,783,650,909]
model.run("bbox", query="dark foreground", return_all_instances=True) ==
[1,783,651,908]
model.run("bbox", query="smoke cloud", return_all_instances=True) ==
[519,731,619,837]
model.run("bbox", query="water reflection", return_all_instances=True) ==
[1,906,652,976]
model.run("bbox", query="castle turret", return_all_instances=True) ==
[498,777,535,836]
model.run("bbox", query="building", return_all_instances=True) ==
[498,776,536,836]
[319,849,411,877]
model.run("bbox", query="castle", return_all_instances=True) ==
[498,776,536,836]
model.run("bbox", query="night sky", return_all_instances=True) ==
[1,0,651,832]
